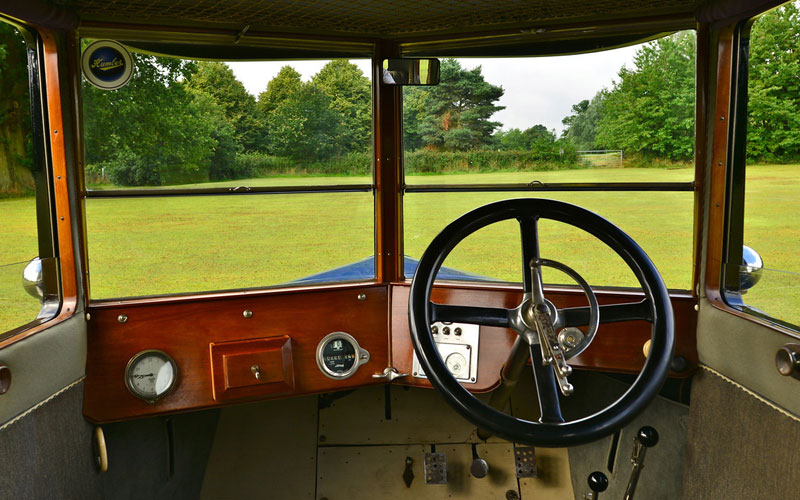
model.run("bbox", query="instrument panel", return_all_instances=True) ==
[83,283,698,423]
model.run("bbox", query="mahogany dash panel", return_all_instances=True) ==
[84,284,389,423]
[390,283,698,394]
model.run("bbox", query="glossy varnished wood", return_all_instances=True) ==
[391,283,698,394]
[83,285,389,422]
[705,27,734,304]
[210,336,295,401]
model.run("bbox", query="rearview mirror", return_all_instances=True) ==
[382,58,440,86]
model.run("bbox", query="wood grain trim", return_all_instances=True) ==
[88,281,380,308]
[83,285,390,422]
[0,29,78,349]
[210,336,295,401]
[704,27,734,305]
[374,40,403,283]
[692,22,711,296]
[390,284,698,393]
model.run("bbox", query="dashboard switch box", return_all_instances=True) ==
[210,336,295,401]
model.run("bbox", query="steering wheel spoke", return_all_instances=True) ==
[431,303,511,328]
[519,216,544,300]
[559,299,653,328]
[529,344,566,423]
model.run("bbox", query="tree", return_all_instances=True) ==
[594,31,696,161]
[266,83,344,161]
[257,65,302,115]
[496,128,527,150]
[402,86,428,151]
[312,60,372,153]
[747,2,800,162]
[416,59,504,150]
[185,61,265,151]
[83,54,217,185]
[561,94,606,150]
[0,22,34,195]
[187,89,243,180]
[496,125,558,151]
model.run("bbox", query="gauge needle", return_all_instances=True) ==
[135,373,155,379]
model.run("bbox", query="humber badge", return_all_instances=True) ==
[81,40,133,90]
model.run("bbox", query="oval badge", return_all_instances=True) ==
[81,40,133,90]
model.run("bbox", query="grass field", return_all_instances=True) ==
[2,164,798,332]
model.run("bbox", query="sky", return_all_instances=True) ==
[228,44,640,135]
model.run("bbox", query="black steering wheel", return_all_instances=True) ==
[409,198,674,447]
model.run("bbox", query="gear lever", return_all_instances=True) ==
[584,471,608,499]
[623,426,659,500]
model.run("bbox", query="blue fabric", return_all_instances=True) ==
[291,255,493,284]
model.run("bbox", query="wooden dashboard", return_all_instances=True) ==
[83,282,697,423]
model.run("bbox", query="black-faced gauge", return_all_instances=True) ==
[316,332,370,380]
[124,350,179,403]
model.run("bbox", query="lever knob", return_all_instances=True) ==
[588,471,609,492]
[470,458,489,478]
[637,426,659,448]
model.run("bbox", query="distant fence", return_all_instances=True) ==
[577,150,623,168]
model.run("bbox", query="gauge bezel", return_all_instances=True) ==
[124,349,179,404]
[316,332,370,380]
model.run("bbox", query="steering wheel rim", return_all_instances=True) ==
[409,198,674,447]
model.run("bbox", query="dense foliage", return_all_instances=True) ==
[747,2,800,163]
[84,58,373,185]
[561,3,800,163]
[0,23,34,195]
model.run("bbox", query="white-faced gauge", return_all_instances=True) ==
[124,350,179,404]
[316,332,370,380]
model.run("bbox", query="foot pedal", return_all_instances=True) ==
[424,452,447,484]
[514,445,538,478]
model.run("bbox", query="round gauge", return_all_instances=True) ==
[445,352,469,379]
[124,350,178,403]
[316,332,370,380]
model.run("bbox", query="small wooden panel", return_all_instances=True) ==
[391,285,520,393]
[210,336,294,401]
[391,283,698,393]
[84,284,389,423]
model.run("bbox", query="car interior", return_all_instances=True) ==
[1,1,799,499]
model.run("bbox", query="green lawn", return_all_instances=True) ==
[2,165,798,332]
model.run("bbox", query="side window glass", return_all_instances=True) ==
[0,20,57,334]
[728,3,800,328]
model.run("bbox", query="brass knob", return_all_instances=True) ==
[776,345,800,378]
[251,364,261,380]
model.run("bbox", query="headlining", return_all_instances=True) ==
[54,0,709,37]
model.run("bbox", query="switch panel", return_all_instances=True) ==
[412,322,479,384]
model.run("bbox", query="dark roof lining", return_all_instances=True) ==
[78,9,695,61]
[54,0,709,38]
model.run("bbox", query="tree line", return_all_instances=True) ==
[1,3,798,191]
[562,2,799,164]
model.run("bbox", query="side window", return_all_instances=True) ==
[0,20,58,335]
[725,2,800,329]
